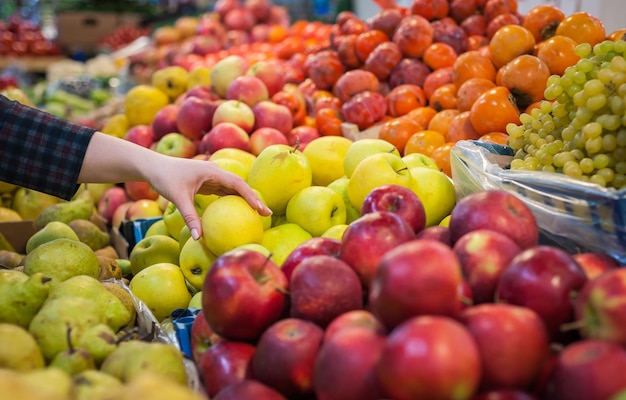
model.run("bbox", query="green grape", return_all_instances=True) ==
[616,161,626,175]
[570,148,585,161]
[510,159,525,170]
[583,79,604,96]
[602,134,618,152]
[613,174,626,189]
[586,93,607,111]
[540,100,553,114]
[613,147,626,162]
[573,91,588,108]
[589,174,607,187]
[608,95,625,115]
[597,167,615,183]
[585,136,603,154]
[563,160,583,178]
[575,43,593,58]
[610,55,626,72]
[593,154,610,169]
[580,157,595,174]
[582,122,603,139]
[616,129,626,147]
[561,125,577,141]
[542,165,556,173]
[596,68,614,85]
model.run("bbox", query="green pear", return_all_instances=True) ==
[68,219,110,251]
[101,281,137,329]
[47,275,131,331]
[0,249,25,269]
[23,238,100,285]
[98,372,204,400]
[12,188,61,221]
[0,270,52,328]
[102,340,187,385]
[247,143,313,215]
[49,325,96,376]
[76,323,118,366]
[0,367,72,400]
[34,190,94,231]
[0,323,45,371]
[29,296,104,361]
[0,206,22,222]
[129,234,180,276]
[25,220,80,254]
[73,370,123,400]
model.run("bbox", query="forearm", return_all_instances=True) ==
[77,131,160,184]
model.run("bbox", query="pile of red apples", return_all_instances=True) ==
[190,187,626,400]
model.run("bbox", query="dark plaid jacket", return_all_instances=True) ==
[0,95,96,200]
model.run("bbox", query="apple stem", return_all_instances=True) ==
[275,286,290,296]
[560,319,587,333]
[459,295,473,306]
[397,166,409,173]
[292,136,301,152]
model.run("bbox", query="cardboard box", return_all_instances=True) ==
[56,11,142,53]
[0,220,36,254]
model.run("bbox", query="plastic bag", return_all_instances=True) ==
[450,140,626,263]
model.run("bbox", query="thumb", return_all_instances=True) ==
[177,200,203,241]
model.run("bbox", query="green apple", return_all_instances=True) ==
[303,136,353,186]
[211,157,249,181]
[402,153,439,170]
[409,166,457,227]
[163,202,185,241]
[210,148,257,173]
[188,291,202,309]
[129,234,181,276]
[347,152,414,211]
[321,224,348,241]
[144,219,170,238]
[179,225,192,251]
[179,237,217,291]
[327,176,360,224]
[286,186,347,237]
[343,138,400,178]
[129,262,191,321]
[201,195,265,256]
[194,193,219,215]
[247,144,312,215]
[262,223,313,266]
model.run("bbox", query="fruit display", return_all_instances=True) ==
[1,0,626,398]
[0,14,62,57]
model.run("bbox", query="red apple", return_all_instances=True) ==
[281,237,342,282]
[185,85,220,102]
[496,245,588,341]
[543,339,626,400]
[369,239,464,330]
[111,201,134,229]
[197,339,256,399]
[124,124,155,148]
[449,190,539,250]
[177,96,217,140]
[285,125,320,151]
[324,310,387,342]
[249,127,289,156]
[377,316,482,400]
[188,35,223,56]
[212,99,255,133]
[314,327,387,400]
[125,198,163,220]
[453,229,522,304]
[124,181,159,201]
[201,122,251,154]
[251,318,324,399]
[415,225,451,245]
[245,0,272,22]
[190,309,221,363]
[460,303,550,391]
[97,186,131,224]
[572,252,619,280]
[246,60,286,96]
[289,255,363,328]
[223,8,256,31]
[574,268,626,344]
[225,75,269,107]
[202,248,288,342]
[361,184,427,234]
[252,100,294,135]
[340,211,415,289]
[212,380,287,400]
[155,132,197,158]
[151,104,180,141]
[213,0,241,19]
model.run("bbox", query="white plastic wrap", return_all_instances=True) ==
[450,140,626,264]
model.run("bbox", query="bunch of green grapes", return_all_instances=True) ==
[507,39,626,190]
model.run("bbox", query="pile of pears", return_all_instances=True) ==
[0,191,199,399]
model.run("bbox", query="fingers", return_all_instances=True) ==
[176,198,203,240]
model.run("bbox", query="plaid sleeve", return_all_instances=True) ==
[0,95,97,200]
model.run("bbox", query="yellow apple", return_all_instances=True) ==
[179,225,192,251]
[327,176,361,224]
[261,223,313,266]
[194,193,219,215]
[343,138,400,178]
[402,153,439,170]
[179,237,218,291]
[187,66,211,90]
[144,219,171,238]
[271,213,289,227]
[209,148,257,172]
[409,166,456,227]
[302,136,353,186]
[232,243,272,257]
[347,152,414,211]
[211,157,249,181]
[129,262,191,321]
[188,291,203,309]
[201,195,265,256]
[252,189,272,230]
[321,224,348,241]
[439,215,451,227]
[247,144,312,215]
[286,186,347,237]
[162,202,186,241]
